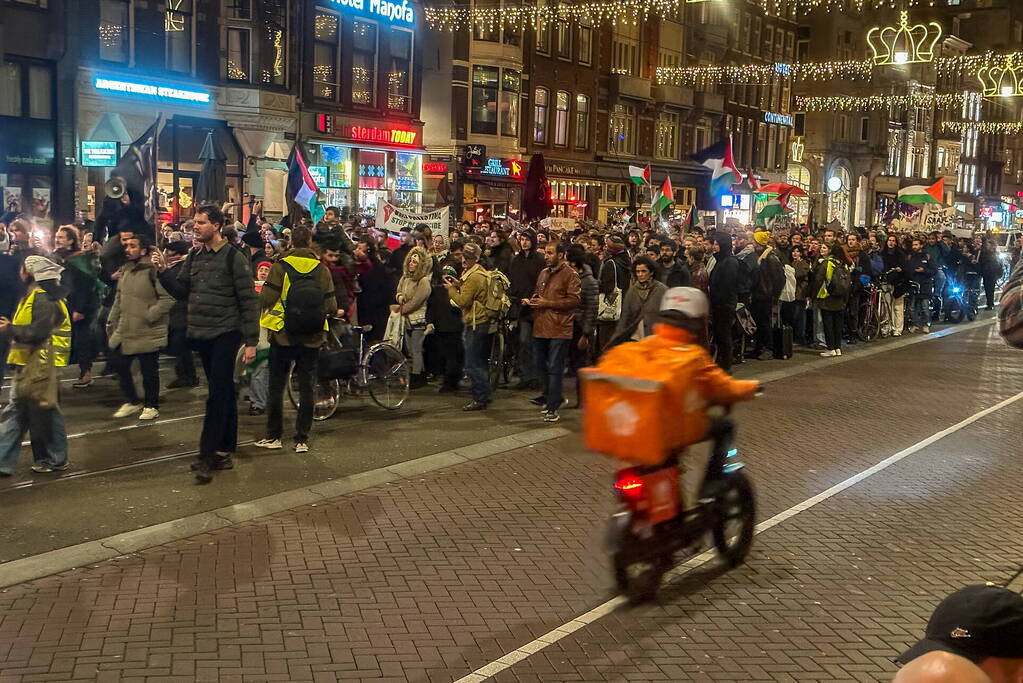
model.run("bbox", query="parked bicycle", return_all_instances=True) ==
[288,317,410,421]
[488,316,516,388]
[859,279,894,341]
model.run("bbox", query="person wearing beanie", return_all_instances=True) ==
[425,263,464,393]
[508,228,545,390]
[0,254,71,475]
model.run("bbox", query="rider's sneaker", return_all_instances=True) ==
[254,438,282,450]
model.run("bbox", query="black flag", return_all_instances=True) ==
[110,116,162,229]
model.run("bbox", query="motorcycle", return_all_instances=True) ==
[607,404,758,602]
[944,273,980,324]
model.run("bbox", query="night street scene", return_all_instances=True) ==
[3,0,1023,681]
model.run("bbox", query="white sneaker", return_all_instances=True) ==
[113,402,142,418]
[819,350,837,357]
[254,438,282,450]
[294,442,309,453]
[835,349,843,356]
[139,407,159,420]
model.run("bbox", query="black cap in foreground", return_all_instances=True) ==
[897,585,1023,664]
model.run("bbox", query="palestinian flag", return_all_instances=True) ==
[286,143,325,224]
[898,178,944,205]
[747,169,761,192]
[757,188,794,222]
[692,138,743,197]
[651,176,674,215]
[628,165,651,186]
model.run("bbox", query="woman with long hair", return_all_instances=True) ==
[812,243,850,357]
[882,233,909,336]
[395,246,433,389]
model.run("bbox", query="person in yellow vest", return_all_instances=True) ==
[0,255,72,475]
[254,227,336,454]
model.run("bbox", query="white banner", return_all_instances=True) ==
[376,202,449,237]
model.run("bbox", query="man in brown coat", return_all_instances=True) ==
[524,240,580,423]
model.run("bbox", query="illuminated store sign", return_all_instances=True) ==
[764,112,794,127]
[423,162,448,174]
[94,76,210,104]
[316,114,419,147]
[81,141,119,167]
[478,158,525,179]
[327,0,414,26]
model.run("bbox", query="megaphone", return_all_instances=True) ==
[104,177,127,199]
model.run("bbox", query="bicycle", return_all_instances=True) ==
[858,280,892,341]
[287,318,410,421]
[488,316,516,388]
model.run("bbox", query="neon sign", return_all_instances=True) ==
[315,114,419,147]
[94,76,210,104]
[423,162,448,174]
[764,112,794,127]
[478,158,525,179]
[327,0,414,26]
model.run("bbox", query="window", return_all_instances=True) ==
[555,20,572,59]
[260,0,287,86]
[27,65,51,120]
[767,125,776,168]
[765,27,774,59]
[741,14,751,53]
[471,66,499,135]
[612,23,640,75]
[656,111,679,160]
[388,28,413,112]
[533,87,549,144]
[536,16,551,53]
[225,0,251,19]
[860,116,870,143]
[351,21,378,106]
[501,70,520,137]
[313,11,340,100]
[574,94,589,149]
[757,122,767,167]
[554,90,569,146]
[504,22,520,46]
[0,63,21,117]
[578,25,592,64]
[609,103,636,155]
[473,17,498,41]
[835,114,848,140]
[694,119,710,154]
[165,0,194,73]
[99,0,130,63]
[226,28,250,81]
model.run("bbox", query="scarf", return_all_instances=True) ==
[634,278,654,301]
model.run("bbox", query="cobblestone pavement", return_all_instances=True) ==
[1,324,1022,682]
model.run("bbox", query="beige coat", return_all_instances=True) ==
[109,260,174,355]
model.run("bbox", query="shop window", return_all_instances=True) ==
[574,94,589,150]
[313,11,340,100]
[157,120,243,221]
[165,0,194,74]
[28,66,51,120]
[352,20,378,107]
[388,27,413,112]
[609,103,636,155]
[358,149,388,211]
[656,111,678,160]
[0,63,22,117]
[501,70,520,137]
[395,152,423,210]
[226,28,250,81]
[533,87,549,144]
[554,90,569,146]
[99,0,130,63]
[556,20,572,60]
[471,66,499,135]
[578,25,592,65]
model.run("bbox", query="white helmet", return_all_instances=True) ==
[659,287,709,319]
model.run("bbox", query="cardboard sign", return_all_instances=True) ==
[376,201,450,237]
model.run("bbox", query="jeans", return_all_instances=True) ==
[0,398,67,473]
[462,327,492,404]
[193,331,241,460]
[168,327,197,382]
[534,337,569,413]
[405,326,426,375]
[821,309,844,351]
[266,344,317,443]
[249,360,269,410]
[813,304,826,345]
[516,320,538,385]
[0,333,9,393]
[114,350,160,408]
[911,295,932,330]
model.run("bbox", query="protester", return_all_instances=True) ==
[395,246,433,389]
[566,244,599,379]
[426,264,463,393]
[812,243,850,357]
[655,238,691,288]
[508,229,545,390]
[908,237,938,333]
[608,255,666,348]
[53,225,102,389]
[162,241,198,388]
[354,236,394,343]
[749,230,785,360]
[445,242,492,411]
[708,232,740,370]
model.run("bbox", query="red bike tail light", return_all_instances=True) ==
[615,472,645,500]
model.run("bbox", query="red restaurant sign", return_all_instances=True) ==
[315,114,419,147]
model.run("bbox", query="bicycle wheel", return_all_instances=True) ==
[878,298,893,337]
[488,331,505,388]
[365,342,410,410]
[288,371,341,421]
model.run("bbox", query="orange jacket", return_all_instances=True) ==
[645,323,760,405]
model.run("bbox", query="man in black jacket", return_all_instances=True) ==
[154,205,260,483]
[708,232,740,371]
[749,231,785,360]
[508,229,545,390]
[655,239,692,288]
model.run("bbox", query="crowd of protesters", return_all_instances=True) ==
[0,199,1008,481]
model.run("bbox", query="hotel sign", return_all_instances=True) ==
[327,0,414,26]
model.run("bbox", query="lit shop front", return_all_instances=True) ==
[305,113,425,213]
[461,156,525,221]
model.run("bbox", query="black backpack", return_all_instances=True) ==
[281,261,325,334]
[827,262,852,298]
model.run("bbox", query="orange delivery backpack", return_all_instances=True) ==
[580,337,710,466]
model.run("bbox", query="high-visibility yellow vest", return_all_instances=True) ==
[259,255,328,332]
[7,287,71,367]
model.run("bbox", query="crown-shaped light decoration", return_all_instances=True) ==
[979,54,1023,97]
[866,11,942,66]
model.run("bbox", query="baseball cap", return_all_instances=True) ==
[659,287,708,319]
[897,585,1023,664]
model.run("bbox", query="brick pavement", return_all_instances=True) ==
[0,325,1020,682]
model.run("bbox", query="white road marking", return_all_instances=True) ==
[21,413,204,446]
[452,389,1023,683]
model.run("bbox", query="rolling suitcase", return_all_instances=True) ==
[772,325,793,360]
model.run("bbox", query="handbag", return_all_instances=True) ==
[383,310,406,346]
[597,261,623,322]
[405,306,427,327]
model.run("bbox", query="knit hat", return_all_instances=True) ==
[256,260,273,272]
[23,255,64,282]
[754,231,771,246]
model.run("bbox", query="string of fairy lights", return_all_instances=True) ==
[795,93,980,112]
[941,121,1023,135]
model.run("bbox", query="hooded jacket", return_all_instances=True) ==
[396,246,433,322]
[708,234,740,310]
[108,259,174,355]
[508,232,545,320]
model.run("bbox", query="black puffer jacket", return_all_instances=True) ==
[709,233,740,310]
[159,241,260,346]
